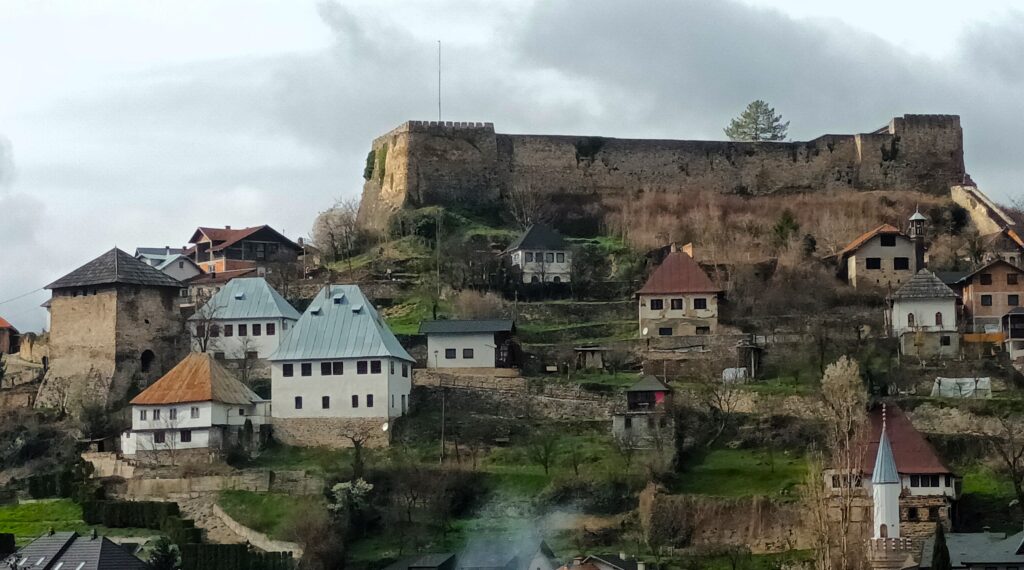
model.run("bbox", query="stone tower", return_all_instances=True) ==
[908,209,928,271]
[867,407,918,570]
[37,248,187,410]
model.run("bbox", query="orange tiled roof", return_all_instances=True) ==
[637,251,720,295]
[862,406,952,476]
[130,353,261,406]
[837,224,906,258]
[0,317,15,331]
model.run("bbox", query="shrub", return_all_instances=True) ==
[538,476,637,514]
[82,500,181,529]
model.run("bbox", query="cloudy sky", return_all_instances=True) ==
[2,0,1023,331]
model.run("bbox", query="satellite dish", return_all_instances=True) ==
[642,327,649,336]
[381,422,390,432]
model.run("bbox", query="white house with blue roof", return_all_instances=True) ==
[188,277,301,359]
[269,284,415,447]
[136,246,204,282]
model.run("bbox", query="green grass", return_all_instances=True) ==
[739,377,818,397]
[957,464,1019,532]
[242,443,352,475]
[218,491,325,541]
[517,320,635,344]
[384,294,453,335]
[0,499,160,545]
[672,448,807,498]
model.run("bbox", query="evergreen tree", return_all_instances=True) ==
[724,100,790,141]
[773,209,800,246]
[148,537,179,570]
[931,523,952,570]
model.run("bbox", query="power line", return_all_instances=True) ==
[0,287,44,306]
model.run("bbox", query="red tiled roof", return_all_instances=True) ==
[637,251,720,295]
[0,317,16,331]
[188,267,257,285]
[130,353,261,406]
[862,406,952,476]
[838,224,906,258]
[188,225,301,253]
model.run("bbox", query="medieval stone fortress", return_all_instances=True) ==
[2,107,1024,570]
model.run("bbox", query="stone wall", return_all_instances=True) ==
[17,333,49,365]
[271,416,392,449]
[358,116,965,232]
[950,185,1015,236]
[211,504,303,557]
[115,468,323,500]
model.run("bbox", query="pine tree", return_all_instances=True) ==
[724,100,790,141]
[148,537,180,570]
[931,523,953,570]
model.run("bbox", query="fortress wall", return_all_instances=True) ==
[357,115,966,233]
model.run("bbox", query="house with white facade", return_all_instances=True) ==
[120,352,269,458]
[188,277,301,359]
[419,319,516,369]
[269,284,415,448]
[136,246,204,282]
[504,224,572,284]
[837,223,920,289]
[637,244,721,337]
[889,270,960,358]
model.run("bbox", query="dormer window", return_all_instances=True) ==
[333,293,345,305]
[234,292,245,300]
[351,305,363,314]
[310,306,322,315]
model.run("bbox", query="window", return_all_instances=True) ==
[294,396,303,409]
[945,475,952,487]
[880,234,896,247]
[357,361,368,374]
[301,363,312,376]
[907,507,919,521]
[196,324,206,338]
[693,298,708,310]
[696,326,711,335]
[169,408,177,420]
[935,312,943,327]
[140,409,148,421]
[321,362,332,375]
[525,252,534,262]
[224,324,233,337]
[910,475,920,487]
[238,324,248,336]
[530,275,540,283]
[246,351,258,360]
[940,335,951,346]
[402,363,409,377]
[367,394,374,408]
[153,409,161,421]
[831,475,840,488]
[981,273,993,285]
[552,276,561,283]
[351,395,359,408]
[670,298,683,310]
[545,253,554,263]
[283,321,289,330]
[214,352,225,360]
[322,396,330,409]
[390,361,395,374]
[371,360,382,374]
[252,324,261,336]
[658,327,673,336]
[907,313,915,327]
[191,407,200,419]
[866,258,882,270]
[982,295,993,307]
[179,261,184,269]
[624,417,632,429]
[650,299,664,310]
[556,252,565,262]
[332,362,344,375]
[893,257,910,270]
[931,474,941,487]
[445,349,457,359]
[209,325,220,337]
[463,348,474,359]
[153,431,165,444]
[180,430,192,443]
[267,323,276,336]
[1008,273,1020,285]
[1010,295,1021,306]
[928,507,939,521]
[283,363,294,377]
[238,408,245,416]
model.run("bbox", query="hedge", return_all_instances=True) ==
[27,470,75,499]
[161,516,203,546]
[180,544,294,570]
[82,500,180,529]
[0,533,15,557]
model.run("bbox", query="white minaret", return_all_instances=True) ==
[872,406,901,539]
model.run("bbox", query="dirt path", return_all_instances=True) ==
[178,495,247,545]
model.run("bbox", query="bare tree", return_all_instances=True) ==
[506,181,550,229]
[340,424,378,479]
[265,253,304,301]
[236,336,257,385]
[311,197,362,270]
[983,414,1024,516]
[613,430,640,470]
[694,359,741,447]
[189,290,224,354]
[527,428,560,475]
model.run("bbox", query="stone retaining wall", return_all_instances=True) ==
[212,504,303,557]
[271,416,391,449]
[116,469,323,500]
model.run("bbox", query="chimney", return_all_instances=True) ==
[165,246,170,255]
[225,225,231,230]
[619,552,628,561]
[669,243,679,253]
[297,237,305,247]
[637,563,646,570]
[91,528,98,540]
[681,243,695,259]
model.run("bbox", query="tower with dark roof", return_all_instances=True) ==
[38,248,187,410]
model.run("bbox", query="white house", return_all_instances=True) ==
[121,352,269,457]
[418,319,516,369]
[889,270,959,358]
[504,224,572,283]
[269,284,415,448]
[136,246,204,282]
[188,277,301,359]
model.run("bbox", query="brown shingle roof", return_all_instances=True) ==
[189,225,301,253]
[46,248,184,290]
[862,406,952,476]
[637,251,720,295]
[837,224,906,259]
[130,353,261,406]
[892,270,958,299]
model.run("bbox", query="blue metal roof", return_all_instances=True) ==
[270,284,414,362]
[189,277,300,321]
[872,428,900,484]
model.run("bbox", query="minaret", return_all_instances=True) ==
[908,208,927,272]
[872,408,901,539]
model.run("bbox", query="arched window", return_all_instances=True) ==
[530,275,540,283]
[553,276,561,283]
[935,312,943,327]
[879,524,888,538]
[140,350,155,373]
[907,313,915,328]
